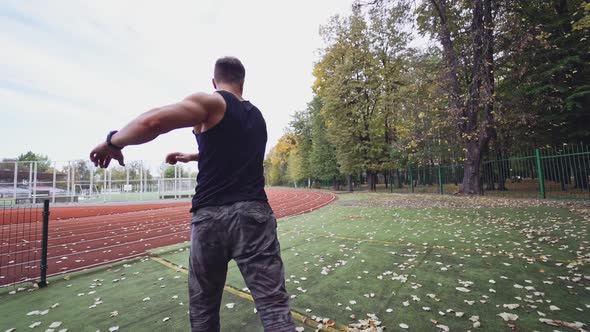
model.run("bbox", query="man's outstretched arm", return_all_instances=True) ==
[90,92,224,168]
[165,152,199,164]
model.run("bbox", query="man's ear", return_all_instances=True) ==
[212,78,217,89]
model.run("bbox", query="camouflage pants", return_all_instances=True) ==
[188,201,294,332]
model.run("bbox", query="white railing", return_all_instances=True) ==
[0,160,197,204]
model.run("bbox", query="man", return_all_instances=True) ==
[89,57,295,332]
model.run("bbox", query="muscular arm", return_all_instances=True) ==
[110,92,223,148]
[90,92,224,168]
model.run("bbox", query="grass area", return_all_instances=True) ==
[0,257,312,332]
[154,193,589,331]
[1,192,588,331]
[0,258,192,331]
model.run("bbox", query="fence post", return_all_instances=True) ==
[52,163,56,204]
[32,161,38,203]
[535,149,546,199]
[438,165,443,194]
[28,162,33,199]
[13,161,18,200]
[38,199,50,288]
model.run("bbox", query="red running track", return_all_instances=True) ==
[0,188,336,286]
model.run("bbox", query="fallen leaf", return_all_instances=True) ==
[503,304,520,310]
[497,312,519,321]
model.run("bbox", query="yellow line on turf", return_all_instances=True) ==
[150,256,187,274]
[149,256,344,332]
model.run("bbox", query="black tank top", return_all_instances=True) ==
[190,90,268,212]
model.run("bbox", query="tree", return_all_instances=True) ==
[162,165,186,179]
[264,134,297,186]
[495,0,590,146]
[416,0,496,194]
[17,151,51,172]
[314,7,391,191]
[289,107,314,186]
[285,147,304,185]
[308,96,341,190]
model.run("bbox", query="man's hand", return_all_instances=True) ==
[90,142,125,168]
[165,152,199,165]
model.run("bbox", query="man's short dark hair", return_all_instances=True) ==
[214,57,245,84]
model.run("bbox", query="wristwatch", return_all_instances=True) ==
[106,130,123,150]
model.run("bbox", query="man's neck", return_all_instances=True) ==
[216,84,243,100]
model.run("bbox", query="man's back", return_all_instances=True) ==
[90,56,295,332]
[191,90,268,212]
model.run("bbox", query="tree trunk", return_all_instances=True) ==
[347,174,353,192]
[396,168,403,188]
[484,161,495,191]
[495,152,508,191]
[417,169,423,186]
[426,163,434,186]
[431,0,495,196]
[462,142,484,195]
[367,171,377,191]
[332,175,340,191]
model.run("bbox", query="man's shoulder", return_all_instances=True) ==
[185,91,225,105]
[183,92,226,116]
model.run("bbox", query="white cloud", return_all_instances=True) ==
[0,0,356,162]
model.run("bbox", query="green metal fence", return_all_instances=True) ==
[390,144,590,200]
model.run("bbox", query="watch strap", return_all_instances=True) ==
[106,130,123,150]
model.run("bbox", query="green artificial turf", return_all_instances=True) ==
[2,192,588,331]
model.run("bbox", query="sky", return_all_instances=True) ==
[0,0,357,167]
